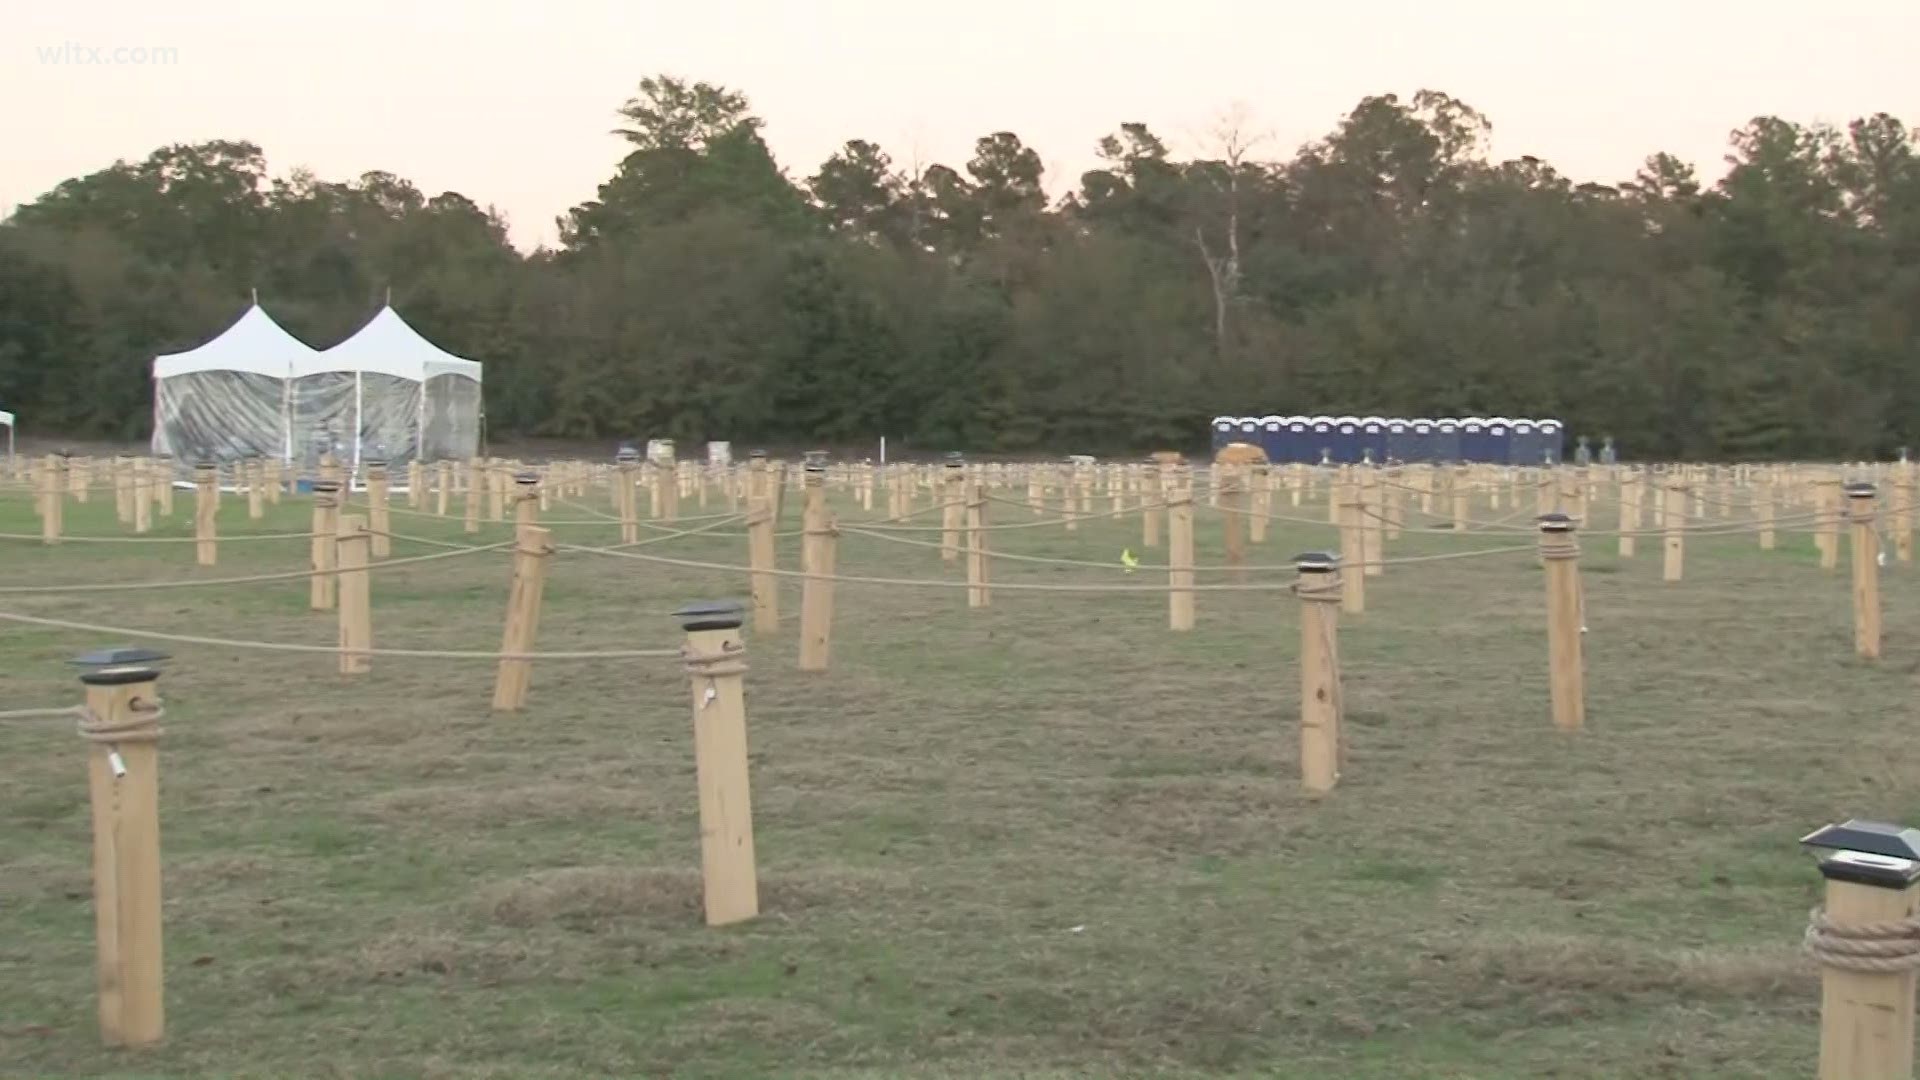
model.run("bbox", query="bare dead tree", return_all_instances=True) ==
[1191,104,1269,354]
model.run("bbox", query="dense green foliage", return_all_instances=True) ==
[4,79,1917,457]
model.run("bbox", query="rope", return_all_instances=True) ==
[0,530,320,543]
[0,541,510,593]
[682,640,748,679]
[554,543,1303,592]
[0,705,84,721]
[78,701,163,745]
[0,610,681,661]
[1804,907,1920,973]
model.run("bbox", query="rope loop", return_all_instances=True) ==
[1804,906,1920,973]
[681,640,748,680]
[77,700,165,744]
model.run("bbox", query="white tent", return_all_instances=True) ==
[152,304,317,467]
[303,306,482,470]
[151,303,482,471]
[0,408,13,463]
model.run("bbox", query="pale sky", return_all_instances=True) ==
[6,0,1917,250]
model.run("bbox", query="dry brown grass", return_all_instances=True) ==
[0,480,1914,1078]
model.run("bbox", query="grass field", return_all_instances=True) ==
[1,477,1916,1078]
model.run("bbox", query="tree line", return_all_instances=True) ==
[3,77,1917,459]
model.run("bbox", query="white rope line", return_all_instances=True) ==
[0,610,680,661]
[0,541,510,594]
[0,529,321,543]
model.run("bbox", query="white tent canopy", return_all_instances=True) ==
[152,304,316,467]
[151,303,482,472]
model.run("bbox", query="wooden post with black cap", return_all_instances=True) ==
[1801,820,1920,1080]
[73,646,170,1047]
[676,600,759,927]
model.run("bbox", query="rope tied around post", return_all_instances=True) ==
[681,639,748,680]
[1539,531,1580,562]
[1804,906,1920,973]
[77,699,164,744]
[1294,578,1338,603]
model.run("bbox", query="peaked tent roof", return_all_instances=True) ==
[302,306,481,382]
[153,304,319,379]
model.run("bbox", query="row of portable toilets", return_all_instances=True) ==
[1210,416,1567,465]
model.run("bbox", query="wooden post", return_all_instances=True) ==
[487,461,507,522]
[132,458,152,535]
[1248,465,1271,544]
[1756,475,1777,551]
[1221,466,1247,580]
[966,479,991,608]
[1895,468,1915,565]
[512,471,540,532]
[1382,468,1402,541]
[1360,468,1383,578]
[437,460,452,517]
[1295,552,1344,795]
[1848,483,1882,661]
[153,457,173,518]
[1451,467,1469,532]
[770,461,789,527]
[365,461,392,558]
[491,524,553,710]
[798,464,837,672]
[661,458,680,522]
[310,481,341,611]
[193,463,218,566]
[246,459,265,520]
[266,457,282,505]
[675,601,760,927]
[1617,470,1639,558]
[1540,513,1585,732]
[1168,468,1195,632]
[463,459,482,534]
[1663,482,1686,583]
[336,514,372,675]
[70,457,90,503]
[1142,464,1164,549]
[78,656,167,1047]
[39,453,63,545]
[114,456,134,524]
[407,459,424,509]
[939,456,966,561]
[1819,478,1843,572]
[1339,481,1367,615]
[747,471,778,636]
[618,462,640,544]
[1805,833,1920,1080]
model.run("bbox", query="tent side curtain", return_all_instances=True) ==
[152,370,288,466]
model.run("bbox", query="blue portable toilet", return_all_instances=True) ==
[1235,417,1260,449]
[1257,415,1285,461]
[1386,419,1414,463]
[1486,417,1513,466]
[1331,416,1362,463]
[1359,417,1389,464]
[1309,416,1337,465]
[1538,419,1564,464]
[1279,416,1310,463]
[1211,417,1237,453]
[1509,419,1540,465]
[1434,418,1462,462]
[1408,419,1435,463]
[1459,417,1490,462]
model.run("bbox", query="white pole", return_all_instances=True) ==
[352,370,364,480]
[879,435,887,466]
